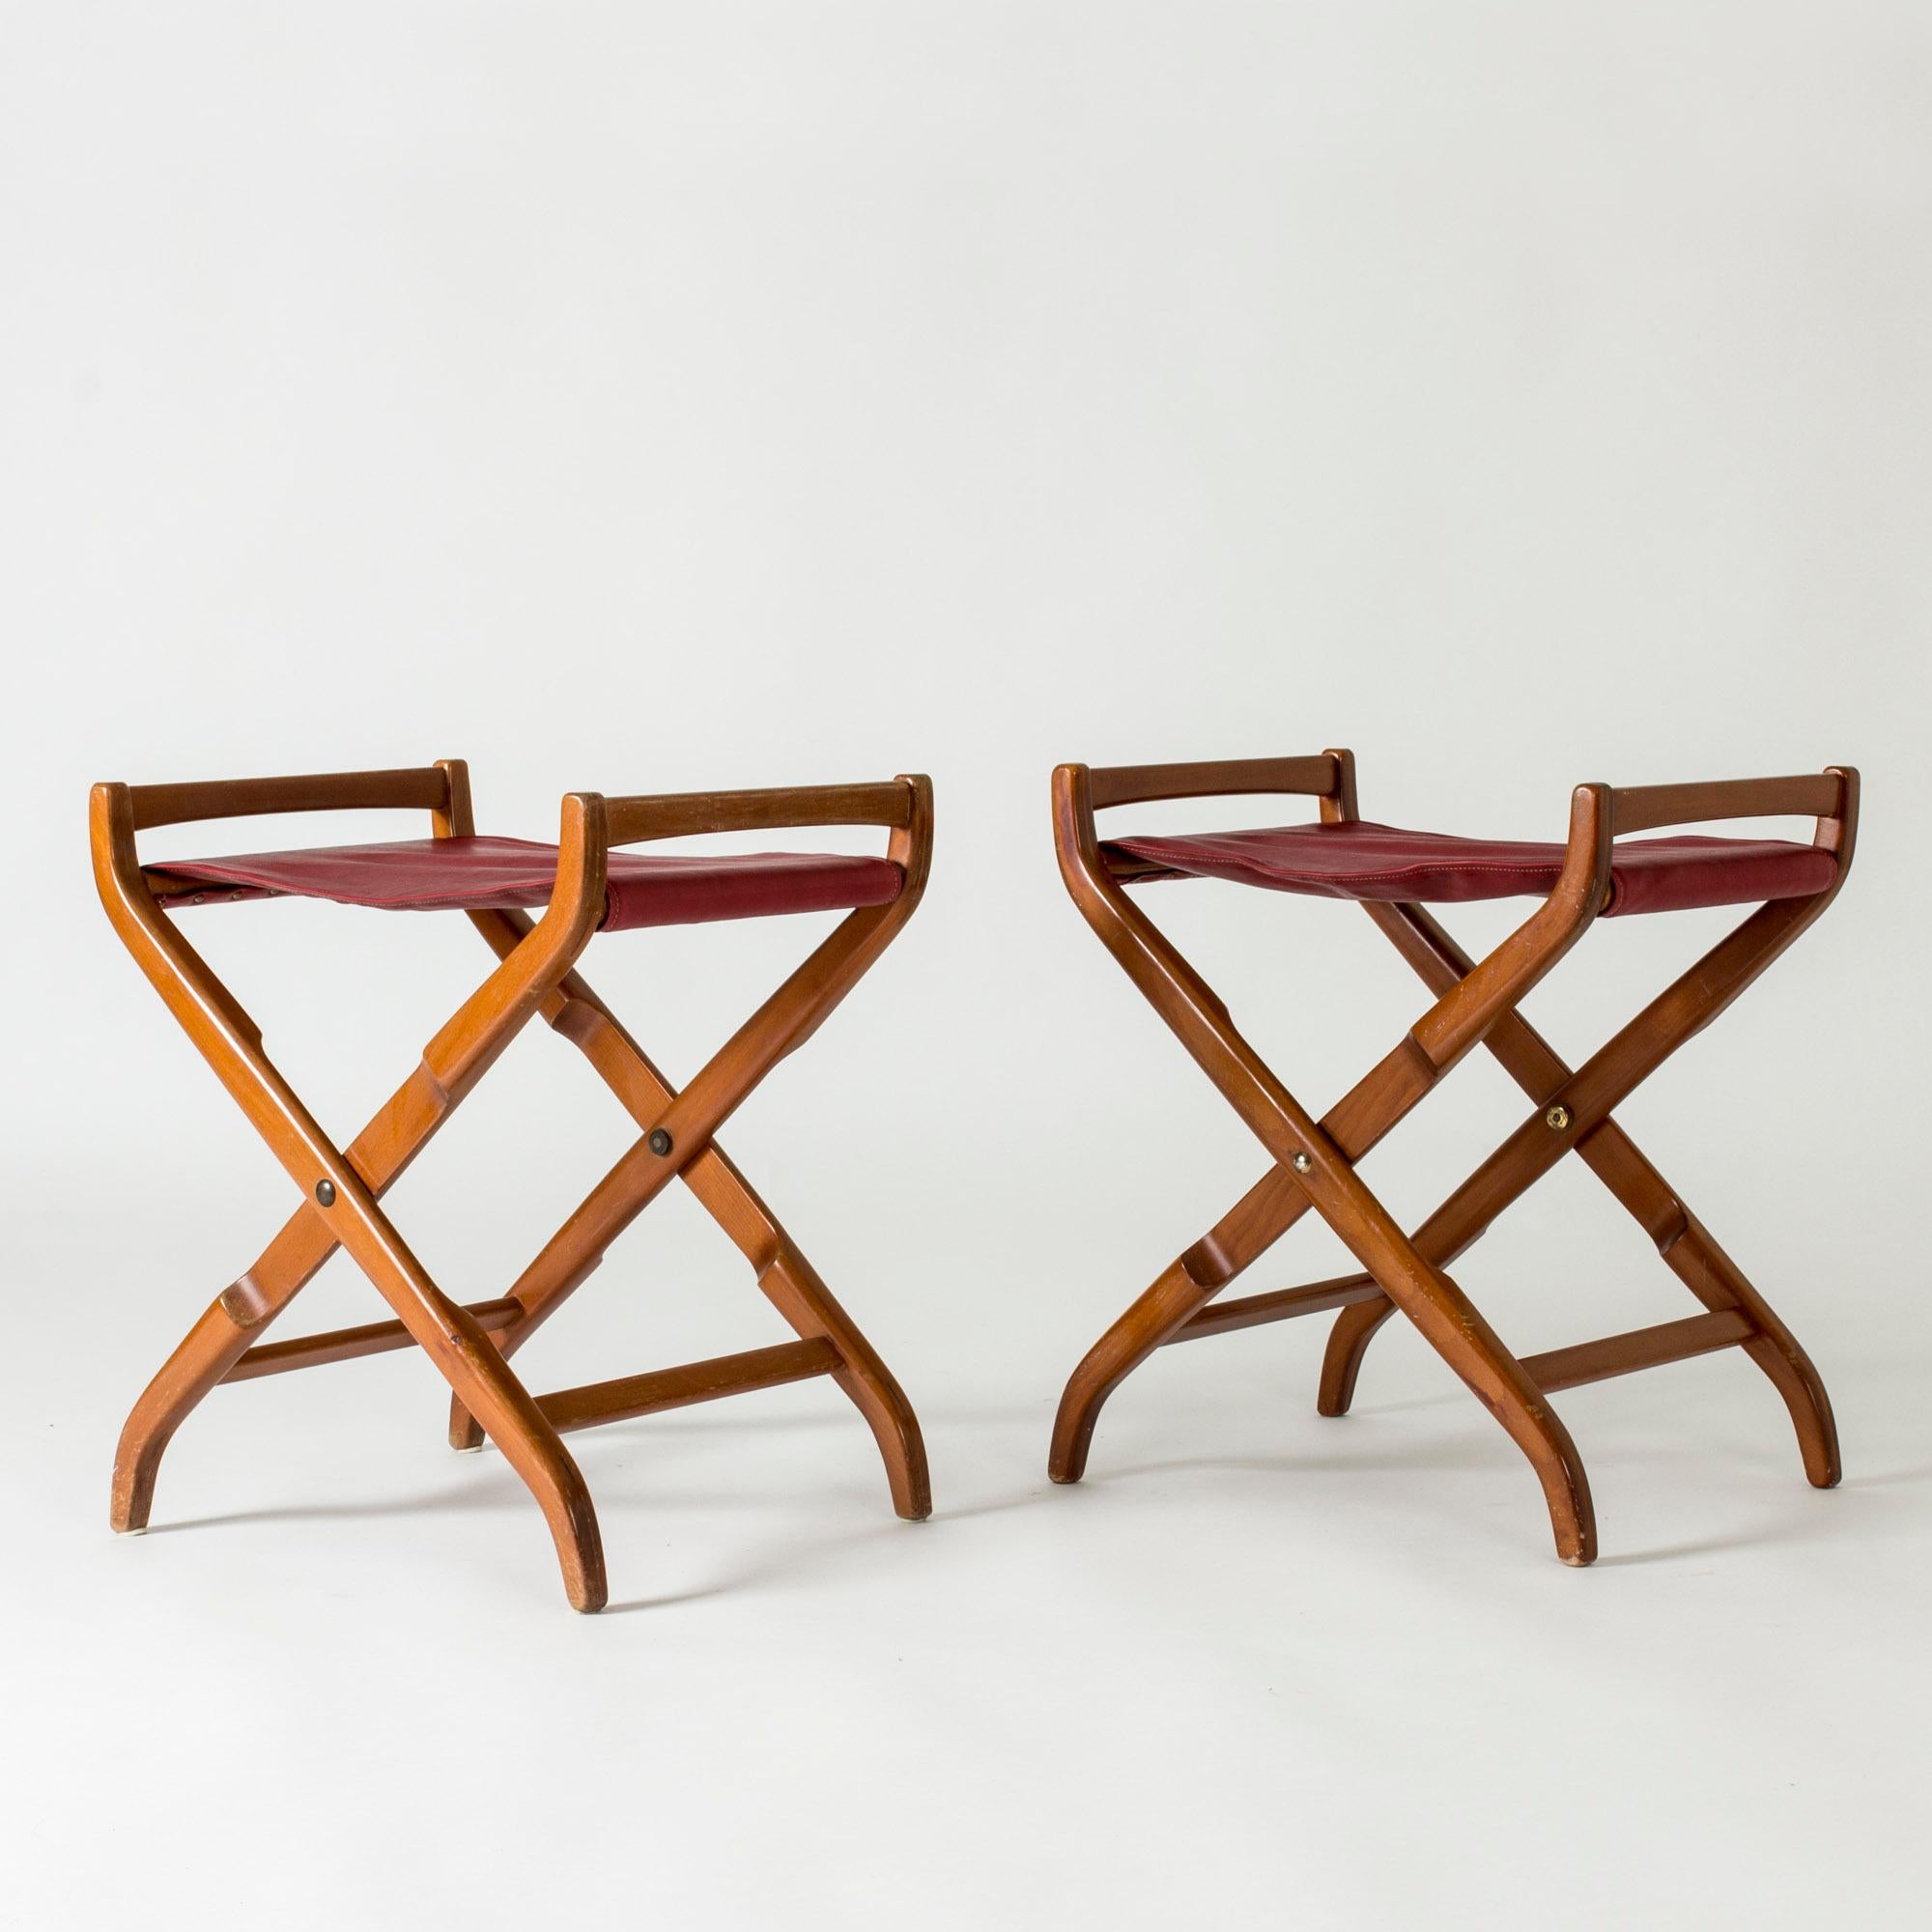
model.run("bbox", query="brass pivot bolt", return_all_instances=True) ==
[1545,1104,1572,1132]
[647,1128,674,1157]
[314,1179,336,1207]
[1291,1151,1314,1175]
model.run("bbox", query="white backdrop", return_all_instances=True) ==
[3,7,1929,1928]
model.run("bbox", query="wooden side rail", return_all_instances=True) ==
[1078,757,1845,842]
[1085,754,1343,811]
[604,781,915,846]
[223,1297,525,1382]
[1168,1273,1385,1343]
[1520,1310,1755,1394]
[1169,1274,1758,1392]
[123,766,454,833]
[534,1337,842,1435]
[1610,773,1847,838]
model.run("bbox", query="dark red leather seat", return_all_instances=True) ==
[1102,819,1837,918]
[144,836,904,932]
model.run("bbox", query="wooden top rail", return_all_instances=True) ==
[1611,773,1844,838]
[119,766,452,834]
[1084,754,1342,812]
[603,780,915,847]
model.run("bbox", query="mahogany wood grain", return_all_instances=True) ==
[1610,773,1843,836]
[1086,754,1340,811]
[125,765,451,833]
[1048,753,1609,1560]
[95,761,933,1610]
[223,1297,524,1381]
[604,781,913,845]
[1047,747,1857,1565]
[536,1338,841,1435]
[1167,1273,1385,1342]
[1520,1311,1754,1395]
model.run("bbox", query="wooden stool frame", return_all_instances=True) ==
[94,760,932,1611]
[1047,750,1858,1563]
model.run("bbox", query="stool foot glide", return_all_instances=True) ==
[1047,750,1857,1564]
[94,761,932,1610]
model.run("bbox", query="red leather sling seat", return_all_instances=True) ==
[1101,819,1837,918]
[143,836,904,931]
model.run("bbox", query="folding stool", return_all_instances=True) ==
[1047,751,1858,1563]
[93,761,932,1610]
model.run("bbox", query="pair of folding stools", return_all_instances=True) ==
[95,752,1857,1608]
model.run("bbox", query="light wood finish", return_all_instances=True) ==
[1047,748,1857,1564]
[95,762,932,1610]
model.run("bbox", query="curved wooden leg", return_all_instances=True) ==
[322,1190,606,1609]
[1315,1296,1398,1420]
[1665,1208,1840,1488]
[1052,1162,1319,1482]
[106,1148,603,1605]
[430,1313,607,1612]
[315,1170,608,1610]
[111,1210,334,1531]
[1381,1264,1597,1566]
[1049,1257,1218,1484]
[449,1393,489,1453]
[1573,1140,1840,1489]
[1516,1402,1597,1566]
[238,1164,611,1608]
[1314,1230,1598,1562]
[1744,1332,1840,1489]
[760,1252,930,1520]
[111,1301,253,1533]
[110,1230,605,1607]
[1307,1150,1598,1564]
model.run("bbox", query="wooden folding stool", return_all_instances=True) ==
[1047,751,1857,1563]
[93,761,932,1610]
